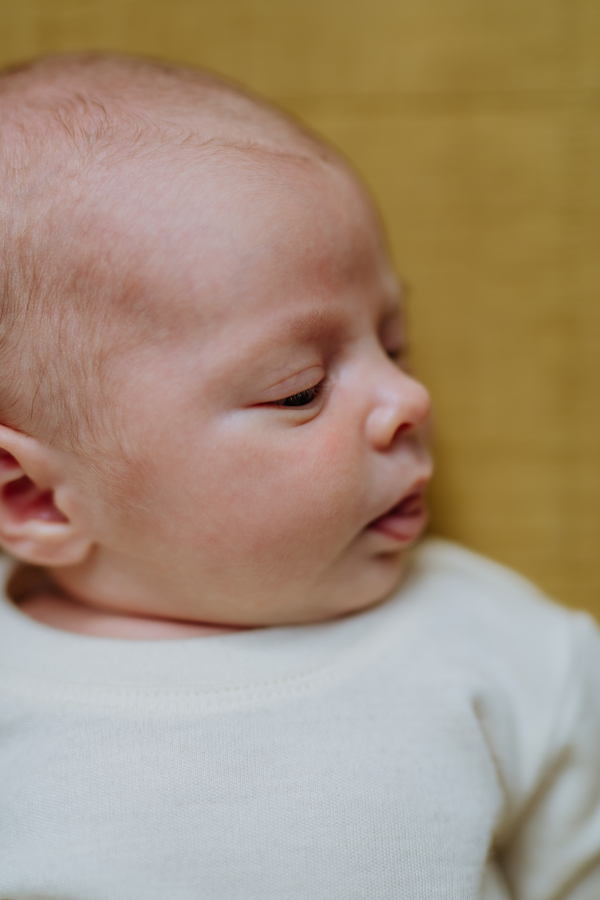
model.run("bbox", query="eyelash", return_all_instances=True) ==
[277,380,324,408]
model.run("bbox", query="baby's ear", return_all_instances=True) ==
[0,424,92,567]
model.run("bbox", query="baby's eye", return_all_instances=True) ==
[277,382,323,408]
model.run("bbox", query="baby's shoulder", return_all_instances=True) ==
[408,537,588,639]
[402,538,597,692]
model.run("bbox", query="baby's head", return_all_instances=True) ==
[0,55,432,629]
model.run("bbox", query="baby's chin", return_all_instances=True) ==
[209,543,411,629]
[332,550,409,619]
[263,547,409,628]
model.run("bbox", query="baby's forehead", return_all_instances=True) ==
[138,160,385,304]
[124,163,397,352]
[71,131,378,295]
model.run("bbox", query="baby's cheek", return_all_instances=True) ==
[153,424,362,573]
[250,434,362,551]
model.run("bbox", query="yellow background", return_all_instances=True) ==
[1,1,599,613]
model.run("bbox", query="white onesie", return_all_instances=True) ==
[1,539,600,899]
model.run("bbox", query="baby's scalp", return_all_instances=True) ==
[0,54,334,457]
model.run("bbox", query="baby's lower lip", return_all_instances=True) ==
[366,492,428,544]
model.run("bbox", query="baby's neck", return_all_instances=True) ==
[8,564,245,639]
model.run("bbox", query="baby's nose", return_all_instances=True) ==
[365,372,431,451]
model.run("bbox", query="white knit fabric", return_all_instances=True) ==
[1,539,600,899]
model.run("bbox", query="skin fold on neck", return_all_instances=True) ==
[6,563,247,639]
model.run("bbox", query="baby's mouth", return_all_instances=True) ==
[366,488,428,544]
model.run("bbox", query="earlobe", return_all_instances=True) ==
[0,426,92,567]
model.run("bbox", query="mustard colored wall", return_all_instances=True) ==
[1,1,599,613]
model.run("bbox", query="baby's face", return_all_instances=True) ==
[81,155,432,626]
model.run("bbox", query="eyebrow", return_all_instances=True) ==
[279,308,341,344]
[256,292,402,356]
[281,280,405,339]
[234,283,405,371]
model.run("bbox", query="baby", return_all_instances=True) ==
[0,55,599,900]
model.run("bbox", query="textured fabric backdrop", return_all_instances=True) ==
[1,0,598,614]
